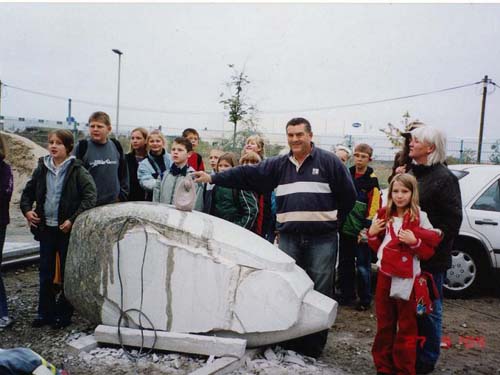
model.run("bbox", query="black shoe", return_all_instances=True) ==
[416,361,435,374]
[51,317,71,329]
[355,302,371,311]
[32,317,52,328]
[338,298,356,307]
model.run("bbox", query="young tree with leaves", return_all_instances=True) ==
[219,64,257,150]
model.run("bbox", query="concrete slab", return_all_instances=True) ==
[94,325,247,358]
[1,241,39,266]
[67,335,99,353]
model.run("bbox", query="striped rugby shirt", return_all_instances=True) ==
[211,144,356,234]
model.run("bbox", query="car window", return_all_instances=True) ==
[471,179,500,212]
[450,169,469,180]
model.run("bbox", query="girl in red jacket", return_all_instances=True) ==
[367,173,442,375]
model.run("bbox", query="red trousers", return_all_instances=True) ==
[373,272,417,375]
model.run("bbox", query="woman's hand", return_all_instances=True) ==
[368,218,386,237]
[395,165,407,175]
[59,220,72,234]
[25,210,41,228]
[398,229,418,246]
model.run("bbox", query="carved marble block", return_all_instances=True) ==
[65,202,337,347]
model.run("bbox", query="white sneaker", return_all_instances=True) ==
[0,316,14,328]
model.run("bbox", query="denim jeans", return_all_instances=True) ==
[338,233,372,305]
[0,225,8,317]
[278,231,338,357]
[417,271,444,367]
[279,231,338,298]
[38,227,73,321]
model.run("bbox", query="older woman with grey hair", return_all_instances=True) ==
[334,144,352,165]
[409,126,462,374]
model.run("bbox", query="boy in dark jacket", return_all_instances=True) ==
[21,130,96,329]
[338,143,382,311]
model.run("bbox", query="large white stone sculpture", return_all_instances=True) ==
[65,202,337,347]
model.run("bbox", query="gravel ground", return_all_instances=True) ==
[3,212,500,374]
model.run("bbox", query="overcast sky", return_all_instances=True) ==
[1,2,500,140]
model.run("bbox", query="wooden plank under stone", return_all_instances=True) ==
[94,325,247,358]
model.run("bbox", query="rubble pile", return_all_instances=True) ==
[234,346,348,374]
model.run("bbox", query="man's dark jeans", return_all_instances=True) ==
[279,231,338,357]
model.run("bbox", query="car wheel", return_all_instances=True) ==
[444,243,485,298]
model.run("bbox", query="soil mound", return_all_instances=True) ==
[1,131,48,205]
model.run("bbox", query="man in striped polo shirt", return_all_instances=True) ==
[194,117,356,357]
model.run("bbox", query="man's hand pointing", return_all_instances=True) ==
[193,171,212,184]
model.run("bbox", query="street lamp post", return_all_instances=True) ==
[112,49,123,137]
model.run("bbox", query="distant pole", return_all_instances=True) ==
[112,49,123,137]
[67,98,72,131]
[477,75,489,163]
[67,98,78,139]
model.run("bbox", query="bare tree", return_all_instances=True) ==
[219,64,257,150]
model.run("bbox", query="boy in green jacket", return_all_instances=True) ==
[338,143,381,311]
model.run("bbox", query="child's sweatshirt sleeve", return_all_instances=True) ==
[365,175,382,227]
[138,159,158,192]
[235,190,259,229]
[194,183,204,212]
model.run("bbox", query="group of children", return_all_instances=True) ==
[7,111,275,332]
[129,124,275,238]
[2,113,442,374]
[335,142,443,375]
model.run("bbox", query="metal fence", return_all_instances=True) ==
[1,115,498,163]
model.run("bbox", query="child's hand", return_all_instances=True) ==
[59,220,72,233]
[368,218,386,237]
[25,210,40,228]
[358,228,368,243]
[398,229,418,246]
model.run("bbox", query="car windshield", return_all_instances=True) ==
[450,169,469,180]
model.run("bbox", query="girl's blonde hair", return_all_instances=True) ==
[240,150,261,165]
[129,127,149,153]
[146,129,167,152]
[218,152,238,168]
[245,135,265,158]
[385,173,420,222]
